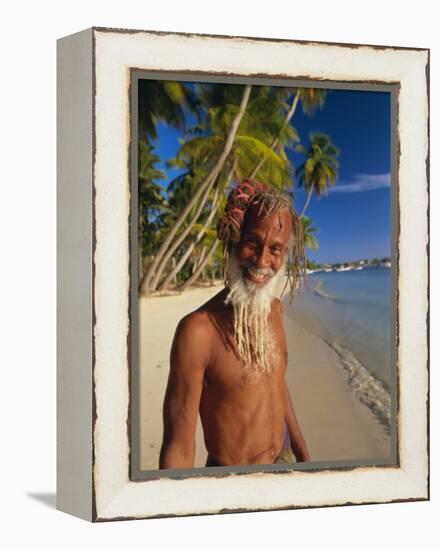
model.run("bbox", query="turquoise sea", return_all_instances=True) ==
[284,267,394,427]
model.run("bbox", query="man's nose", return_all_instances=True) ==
[254,247,270,269]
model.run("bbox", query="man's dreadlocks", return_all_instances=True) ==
[217,178,306,302]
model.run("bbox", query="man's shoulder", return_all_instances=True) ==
[171,307,214,369]
[178,308,211,332]
[175,308,214,346]
[174,288,227,344]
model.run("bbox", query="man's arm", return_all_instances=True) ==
[159,312,210,469]
[283,382,310,462]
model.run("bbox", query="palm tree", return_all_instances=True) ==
[300,216,319,251]
[177,84,294,190]
[296,132,340,217]
[157,168,230,291]
[248,87,326,182]
[138,80,200,141]
[180,237,221,291]
[138,141,167,262]
[164,87,327,291]
[139,84,252,296]
[296,87,327,116]
[137,79,200,280]
[140,85,330,293]
[145,85,302,293]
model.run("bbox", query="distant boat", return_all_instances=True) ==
[335,266,352,272]
[354,266,363,270]
[324,268,333,272]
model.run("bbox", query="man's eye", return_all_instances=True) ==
[271,247,281,255]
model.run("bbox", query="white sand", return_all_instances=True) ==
[139,285,221,469]
[139,284,390,470]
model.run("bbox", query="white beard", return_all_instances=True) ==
[224,251,285,373]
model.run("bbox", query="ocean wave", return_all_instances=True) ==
[324,340,391,433]
[313,280,337,301]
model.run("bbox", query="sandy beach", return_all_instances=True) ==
[139,283,390,470]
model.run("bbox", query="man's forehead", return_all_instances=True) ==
[242,206,292,237]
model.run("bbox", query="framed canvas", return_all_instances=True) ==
[57,27,429,522]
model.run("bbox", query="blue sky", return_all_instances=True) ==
[149,85,391,264]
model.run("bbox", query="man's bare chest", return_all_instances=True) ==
[204,320,287,391]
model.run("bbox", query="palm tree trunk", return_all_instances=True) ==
[149,174,217,291]
[195,246,206,271]
[180,238,220,291]
[249,90,300,179]
[300,187,313,217]
[157,157,238,291]
[158,189,220,290]
[139,85,252,296]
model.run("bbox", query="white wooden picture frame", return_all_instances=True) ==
[57,27,429,522]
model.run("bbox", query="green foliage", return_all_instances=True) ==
[169,84,298,203]
[301,216,319,251]
[138,80,201,141]
[137,81,339,289]
[298,88,327,116]
[296,132,340,197]
[138,141,167,257]
[272,86,326,115]
[232,135,292,188]
[306,259,320,270]
[239,87,299,147]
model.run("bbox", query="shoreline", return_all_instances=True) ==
[285,271,392,429]
[139,284,391,470]
[282,311,390,462]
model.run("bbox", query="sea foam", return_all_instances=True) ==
[313,279,337,300]
[324,339,392,433]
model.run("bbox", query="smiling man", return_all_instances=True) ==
[159,179,310,469]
